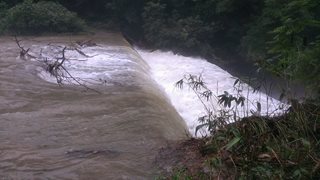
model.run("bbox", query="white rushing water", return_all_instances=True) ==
[34,41,285,137]
[137,49,286,136]
[1,35,189,179]
[36,44,150,87]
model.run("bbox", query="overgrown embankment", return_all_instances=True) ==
[157,103,320,179]
[155,74,319,179]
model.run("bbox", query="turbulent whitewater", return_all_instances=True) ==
[0,33,188,179]
[0,32,285,178]
[138,49,285,136]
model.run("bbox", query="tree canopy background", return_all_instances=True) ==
[0,0,319,95]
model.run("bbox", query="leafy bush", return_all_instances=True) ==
[2,0,86,34]
[242,0,320,95]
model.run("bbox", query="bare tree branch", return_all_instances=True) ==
[14,36,36,59]
[14,37,103,94]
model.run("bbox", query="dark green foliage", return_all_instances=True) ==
[1,0,86,34]
[0,1,8,16]
[242,0,320,94]
[143,0,320,95]
[143,1,206,54]
[1,0,319,178]
[1,1,318,96]
[142,0,263,58]
[4,0,317,96]
[105,0,145,39]
[143,1,214,57]
[0,0,23,7]
[0,1,8,33]
[207,106,320,179]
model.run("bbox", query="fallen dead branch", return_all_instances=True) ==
[14,37,103,93]
[14,36,37,60]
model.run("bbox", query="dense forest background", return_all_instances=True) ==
[0,0,319,95]
[0,1,319,178]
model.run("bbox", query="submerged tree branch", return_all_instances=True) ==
[14,37,102,93]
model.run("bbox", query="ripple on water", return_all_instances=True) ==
[0,35,188,179]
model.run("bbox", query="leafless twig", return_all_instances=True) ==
[14,36,36,59]
[14,37,103,93]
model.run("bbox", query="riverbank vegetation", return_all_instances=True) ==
[0,0,85,34]
[1,0,319,179]
[156,76,319,179]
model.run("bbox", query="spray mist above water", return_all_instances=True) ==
[137,49,287,136]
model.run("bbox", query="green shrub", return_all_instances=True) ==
[2,0,86,34]
[242,0,320,95]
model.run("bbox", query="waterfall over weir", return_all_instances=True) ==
[0,33,187,179]
[138,49,284,136]
[0,32,283,178]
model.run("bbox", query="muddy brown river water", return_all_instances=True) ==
[0,33,188,179]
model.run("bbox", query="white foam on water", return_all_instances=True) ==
[137,49,287,136]
[35,45,148,86]
[33,43,286,136]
